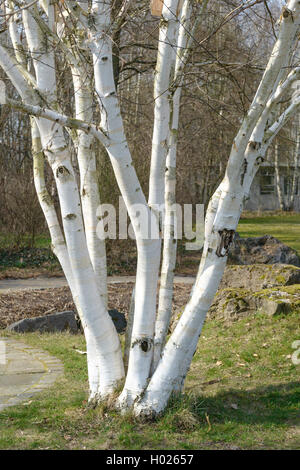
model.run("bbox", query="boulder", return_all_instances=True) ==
[170,264,300,329]
[7,311,78,334]
[208,285,300,321]
[107,308,127,334]
[220,264,300,291]
[229,233,300,267]
[7,309,127,334]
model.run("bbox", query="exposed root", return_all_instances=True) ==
[133,401,160,421]
[87,393,101,409]
[116,389,136,413]
[87,379,125,410]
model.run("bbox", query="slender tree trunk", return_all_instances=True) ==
[152,0,192,374]
[274,141,286,210]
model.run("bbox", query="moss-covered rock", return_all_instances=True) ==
[220,264,300,291]
[170,264,300,330]
[208,284,300,320]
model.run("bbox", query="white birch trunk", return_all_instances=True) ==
[22,1,124,399]
[2,0,300,419]
[134,1,300,417]
[152,0,191,374]
[148,0,180,208]
[274,142,286,210]
[90,0,161,407]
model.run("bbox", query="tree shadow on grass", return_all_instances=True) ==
[167,381,300,427]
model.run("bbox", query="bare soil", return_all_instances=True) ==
[0,282,192,330]
[0,267,64,280]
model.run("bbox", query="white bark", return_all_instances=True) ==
[22,1,124,398]
[90,0,161,407]
[2,0,300,419]
[148,0,180,207]
[274,141,286,210]
[135,0,300,417]
[152,0,192,374]
[66,7,108,307]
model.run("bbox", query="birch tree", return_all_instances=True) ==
[0,0,300,418]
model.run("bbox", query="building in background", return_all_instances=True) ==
[245,162,300,211]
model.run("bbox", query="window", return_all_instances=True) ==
[260,168,275,195]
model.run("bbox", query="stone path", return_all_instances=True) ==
[0,275,195,293]
[0,275,195,412]
[0,338,63,412]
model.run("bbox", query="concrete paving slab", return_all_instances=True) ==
[0,338,63,411]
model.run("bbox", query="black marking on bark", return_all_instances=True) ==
[240,158,248,186]
[282,6,292,19]
[248,141,261,151]
[65,213,76,220]
[132,337,153,353]
[216,229,235,257]
[56,166,71,180]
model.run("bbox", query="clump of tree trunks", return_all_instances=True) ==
[0,0,300,418]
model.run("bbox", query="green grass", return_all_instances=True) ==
[1,211,300,273]
[0,233,51,250]
[238,213,300,255]
[1,311,300,450]
[0,247,59,270]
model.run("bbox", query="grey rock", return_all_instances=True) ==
[108,308,127,334]
[207,286,299,321]
[229,233,300,267]
[7,309,127,334]
[220,264,300,291]
[258,297,293,316]
[7,311,79,334]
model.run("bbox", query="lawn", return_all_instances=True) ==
[238,212,300,255]
[0,311,299,450]
[1,211,300,277]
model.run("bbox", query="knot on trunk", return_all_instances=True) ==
[132,337,153,353]
[281,7,291,19]
[216,229,235,257]
[248,141,261,151]
[56,165,71,182]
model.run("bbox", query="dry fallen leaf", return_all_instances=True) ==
[205,413,212,432]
